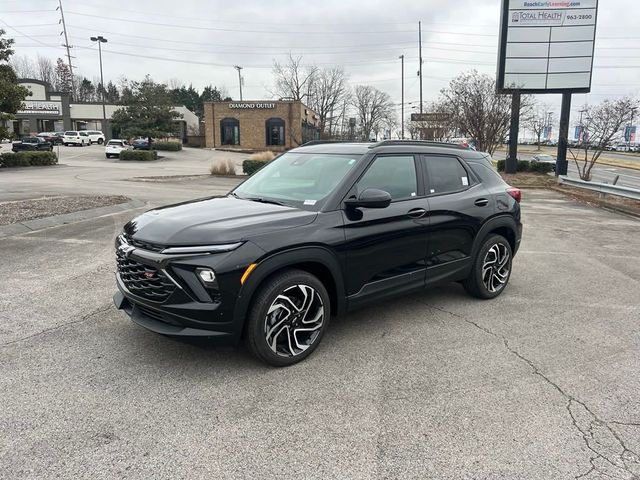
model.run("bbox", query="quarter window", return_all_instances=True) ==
[425,156,470,195]
[220,118,240,145]
[357,156,417,200]
[266,118,285,146]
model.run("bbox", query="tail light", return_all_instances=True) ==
[507,187,521,203]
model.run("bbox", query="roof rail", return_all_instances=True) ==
[300,140,366,146]
[371,140,467,149]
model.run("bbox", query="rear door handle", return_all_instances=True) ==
[474,198,489,207]
[407,208,427,218]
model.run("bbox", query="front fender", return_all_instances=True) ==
[232,246,346,335]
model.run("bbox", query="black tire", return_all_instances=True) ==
[463,234,513,299]
[105,154,111,158]
[97,138,103,145]
[245,269,330,367]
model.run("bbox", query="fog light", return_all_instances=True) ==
[196,268,217,286]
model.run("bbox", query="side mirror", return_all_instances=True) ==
[345,188,392,209]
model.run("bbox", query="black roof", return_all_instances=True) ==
[292,140,491,161]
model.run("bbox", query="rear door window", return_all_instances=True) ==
[423,156,471,195]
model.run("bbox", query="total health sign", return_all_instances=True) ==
[497,0,598,93]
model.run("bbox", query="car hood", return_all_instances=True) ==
[123,196,317,245]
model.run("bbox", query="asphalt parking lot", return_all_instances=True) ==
[1,147,639,479]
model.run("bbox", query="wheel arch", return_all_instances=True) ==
[232,246,346,336]
[472,215,519,259]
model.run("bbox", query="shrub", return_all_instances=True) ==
[496,159,539,173]
[210,160,237,176]
[0,151,58,168]
[120,149,158,161]
[529,161,554,173]
[151,141,182,151]
[243,159,269,175]
[248,150,275,162]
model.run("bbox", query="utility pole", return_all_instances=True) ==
[629,106,637,149]
[90,35,108,139]
[418,21,423,115]
[578,108,587,144]
[399,54,404,139]
[57,0,75,96]
[234,65,243,101]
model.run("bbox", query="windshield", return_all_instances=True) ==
[537,155,553,160]
[107,140,123,146]
[233,152,361,208]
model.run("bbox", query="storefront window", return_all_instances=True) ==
[265,118,285,146]
[221,118,240,145]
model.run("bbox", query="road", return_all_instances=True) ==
[513,150,640,189]
[1,147,639,479]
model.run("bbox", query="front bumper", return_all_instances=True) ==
[112,235,265,345]
[113,290,234,342]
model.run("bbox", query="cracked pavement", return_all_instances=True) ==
[1,152,639,479]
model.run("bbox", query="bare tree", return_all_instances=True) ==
[524,104,554,150]
[271,53,317,102]
[308,66,348,137]
[568,97,639,181]
[351,85,395,141]
[35,55,55,86]
[437,70,531,155]
[9,55,36,79]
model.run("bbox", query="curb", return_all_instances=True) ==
[0,199,147,238]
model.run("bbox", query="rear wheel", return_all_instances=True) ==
[97,138,103,145]
[463,234,512,299]
[245,269,330,367]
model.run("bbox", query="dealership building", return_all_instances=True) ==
[6,79,199,140]
[203,100,320,151]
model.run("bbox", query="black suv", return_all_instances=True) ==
[114,141,522,366]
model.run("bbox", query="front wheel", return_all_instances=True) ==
[463,234,512,299]
[245,269,330,367]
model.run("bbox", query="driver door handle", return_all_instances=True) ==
[474,198,489,207]
[407,208,427,218]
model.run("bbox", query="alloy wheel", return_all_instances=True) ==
[264,284,324,357]
[481,243,510,293]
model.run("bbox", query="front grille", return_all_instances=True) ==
[123,234,164,253]
[116,251,175,302]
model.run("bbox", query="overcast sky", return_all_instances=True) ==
[2,0,639,123]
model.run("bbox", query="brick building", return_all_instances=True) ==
[203,100,320,151]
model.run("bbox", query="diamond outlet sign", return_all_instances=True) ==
[497,0,598,93]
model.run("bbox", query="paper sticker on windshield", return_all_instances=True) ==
[461,177,469,186]
[348,159,356,165]
[304,199,317,205]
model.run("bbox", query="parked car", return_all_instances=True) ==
[36,132,63,145]
[531,154,556,171]
[63,131,90,146]
[611,144,629,152]
[132,138,151,150]
[113,140,523,366]
[105,139,131,158]
[85,130,106,145]
[11,136,53,152]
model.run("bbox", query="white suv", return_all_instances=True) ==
[85,130,106,145]
[105,139,131,158]
[63,131,89,146]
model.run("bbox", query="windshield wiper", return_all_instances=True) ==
[240,195,286,206]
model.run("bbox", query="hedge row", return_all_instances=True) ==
[496,159,554,174]
[120,150,158,161]
[0,151,58,168]
[151,141,182,151]
[242,159,269,175]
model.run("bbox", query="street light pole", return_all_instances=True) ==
[90,35,108,139]
[399,54,404,139]
[234,65,243,101]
